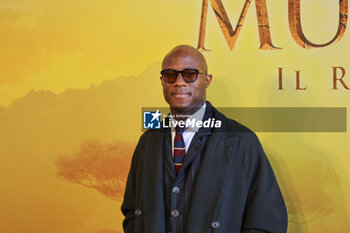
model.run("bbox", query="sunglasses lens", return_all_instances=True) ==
[183,69,198,82]
[162,70,177,83]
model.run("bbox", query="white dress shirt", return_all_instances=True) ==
[170,103,206,156]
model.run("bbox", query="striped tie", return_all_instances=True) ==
[174,125,186,173]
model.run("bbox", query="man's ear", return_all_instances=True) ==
[160,76,165,86]
[205,74,212,88]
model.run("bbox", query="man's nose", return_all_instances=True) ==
[174,72,187,86]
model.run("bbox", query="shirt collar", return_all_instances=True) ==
[170,102,207,133]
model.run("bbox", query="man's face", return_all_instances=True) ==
[161,52,212,114]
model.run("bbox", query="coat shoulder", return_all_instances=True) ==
[212,106,261,146]
[138,127,163,143]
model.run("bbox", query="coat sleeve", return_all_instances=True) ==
[241,136,288,233]
[121,136,143,233]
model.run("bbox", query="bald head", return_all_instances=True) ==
[162,44,208,72]
[160,44,212,116]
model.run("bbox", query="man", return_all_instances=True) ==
[121,45,288,233]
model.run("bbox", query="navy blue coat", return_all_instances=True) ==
[121,104,288,233]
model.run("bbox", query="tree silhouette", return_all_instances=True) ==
[56,140,134,201]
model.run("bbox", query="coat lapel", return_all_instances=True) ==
[181,103,213,171]
[186,118,239,232]
[163,129,176,181]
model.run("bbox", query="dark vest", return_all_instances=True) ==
[163,105,213,233]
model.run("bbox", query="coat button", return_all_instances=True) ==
[172,186,180,194]
[171,209,180,218]
[135,208,142,216]
[211,221,220,228]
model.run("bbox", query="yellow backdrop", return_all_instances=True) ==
[0,0,349,232]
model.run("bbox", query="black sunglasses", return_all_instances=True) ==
[160,68,207,83]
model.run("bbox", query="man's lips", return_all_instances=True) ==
[171,92,191,98]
